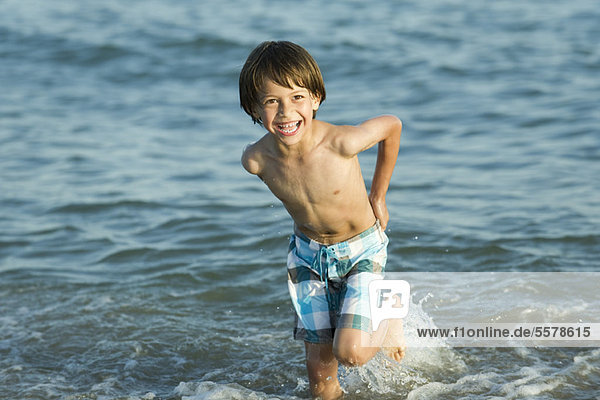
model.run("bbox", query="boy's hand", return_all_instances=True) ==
[369,195,389,231]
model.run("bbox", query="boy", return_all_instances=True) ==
[239,41,403,400]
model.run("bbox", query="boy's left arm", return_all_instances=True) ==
[340,115,402,230]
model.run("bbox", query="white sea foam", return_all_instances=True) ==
[405,369,566,400]
[174,381,303,400]
[338,297,467,397]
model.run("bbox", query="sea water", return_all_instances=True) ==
[1,0,599,398]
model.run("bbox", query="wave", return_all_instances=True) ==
[0,25,135,66]
[49,200,166,214]
[156,35,244,52]
[95,246,207,265]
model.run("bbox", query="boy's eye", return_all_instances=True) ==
[264,99,278,105]
[293,95,304,100]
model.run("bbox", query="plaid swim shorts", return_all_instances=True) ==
[287,221,388,343]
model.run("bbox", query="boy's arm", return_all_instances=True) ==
[338,115,402,229]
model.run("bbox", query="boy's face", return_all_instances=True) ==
[257,79,320,146]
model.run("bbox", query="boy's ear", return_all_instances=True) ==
[311,95,321,111]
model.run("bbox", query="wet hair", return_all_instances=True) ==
[239,41,326,124]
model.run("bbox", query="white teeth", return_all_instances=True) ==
[277,121,299,133]
[279,122,297,128]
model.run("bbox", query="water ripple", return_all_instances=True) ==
[49,200,166,215]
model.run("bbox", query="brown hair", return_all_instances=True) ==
[239,41,326,124]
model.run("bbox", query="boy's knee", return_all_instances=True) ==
[333,344,371,367]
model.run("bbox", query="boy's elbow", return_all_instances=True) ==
[385,115,402,140]
[379,115,402,135]
[391,115,402,132]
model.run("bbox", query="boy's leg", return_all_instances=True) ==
[333,263,406,366]
[333,319,405,366]
[305,342,343,400]
[332,322,385,367]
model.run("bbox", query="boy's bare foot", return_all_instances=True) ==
[384,343,406,362]
[382,318,406,363]
[310,380,344,400]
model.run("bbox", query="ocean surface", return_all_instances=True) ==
[1,0,599,399]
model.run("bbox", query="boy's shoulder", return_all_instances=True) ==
[319,119,370,158]
[241,134,270,175]
[316,119,357,140]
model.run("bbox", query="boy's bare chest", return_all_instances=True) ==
[260,154,356,204]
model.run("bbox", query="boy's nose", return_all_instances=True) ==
[277,101,290,116]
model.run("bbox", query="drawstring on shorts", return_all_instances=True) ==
[311,245,339,311]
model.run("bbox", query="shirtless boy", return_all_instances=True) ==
[240,41,403,400]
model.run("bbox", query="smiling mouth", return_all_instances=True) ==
[276,121,301,136]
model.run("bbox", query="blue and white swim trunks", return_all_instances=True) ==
[287,221,388,343]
